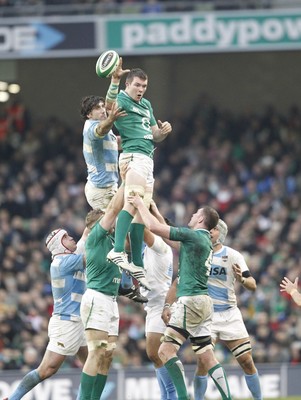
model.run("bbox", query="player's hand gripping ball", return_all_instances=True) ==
[96,50,119,78]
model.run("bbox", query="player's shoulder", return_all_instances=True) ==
[87,222,107,243]
[51,253,82,270]
[223,245,244,259]
[117,90,128,101]
[83,119,98,138]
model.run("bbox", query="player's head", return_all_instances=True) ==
[126,68,148,83]
[189,206,219,231]
[85,209,105,230]
[80,95,105,120]
[202,206,220,231]
[125,68,148,102]
[211,219,228,247]
[45,228,76,257]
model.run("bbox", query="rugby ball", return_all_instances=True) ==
[96,50,119,78]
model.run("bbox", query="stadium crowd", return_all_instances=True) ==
[1,93,301,372]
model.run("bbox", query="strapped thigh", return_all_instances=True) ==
[191,335,213,355]
[161,331,185,351]
[87,339,108,352]
[124,184,145,198]
[231,340,252,359]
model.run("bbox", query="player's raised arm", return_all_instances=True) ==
[95,101,127,137]
[105,57,130,111]
[128,194,171,239]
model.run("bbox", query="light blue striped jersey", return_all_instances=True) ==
[83,119,119,188]
[208,245,249,312]
[50,253,86,321]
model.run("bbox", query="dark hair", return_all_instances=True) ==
[80,95,105,120]
[85,209,104,229]
[202,206,219,231]
[126,68,148,84]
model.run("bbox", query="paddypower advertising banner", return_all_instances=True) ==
[106,9,301,54]
[2,9,301,58]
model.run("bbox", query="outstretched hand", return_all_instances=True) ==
[280,276,298,295]
[112,57,130,80]
[107,101,127,121]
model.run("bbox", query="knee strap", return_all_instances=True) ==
[161,331,184,351]
[191,336,213,355]
[231,340,252,358]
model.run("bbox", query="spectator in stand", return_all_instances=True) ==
[141,0,163,13]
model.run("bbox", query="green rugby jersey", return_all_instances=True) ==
[169,227,213,297]
[85,223,121,296]
[115,90,157,158]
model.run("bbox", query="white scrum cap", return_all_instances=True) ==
[217,219,228,244]
[45,228,68,256]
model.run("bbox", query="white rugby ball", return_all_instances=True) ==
[96,50,119,78]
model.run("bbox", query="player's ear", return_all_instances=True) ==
[197,216,204,224]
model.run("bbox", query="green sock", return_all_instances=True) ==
[129,223,145,267]
[91,374,107,400]
[80,372,96,400]
[165,357,189,400]
[114,210,133,252]
[208,364,232,400]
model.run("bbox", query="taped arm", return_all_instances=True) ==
[105,57,129,110]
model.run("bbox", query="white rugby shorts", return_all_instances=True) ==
[168,295,213,338]
[47,316,86,356]
[211,306,249,341]
[145,304,167,335]
[85,181,118,211]
[80,288,119,336]
[119,153,154,187]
